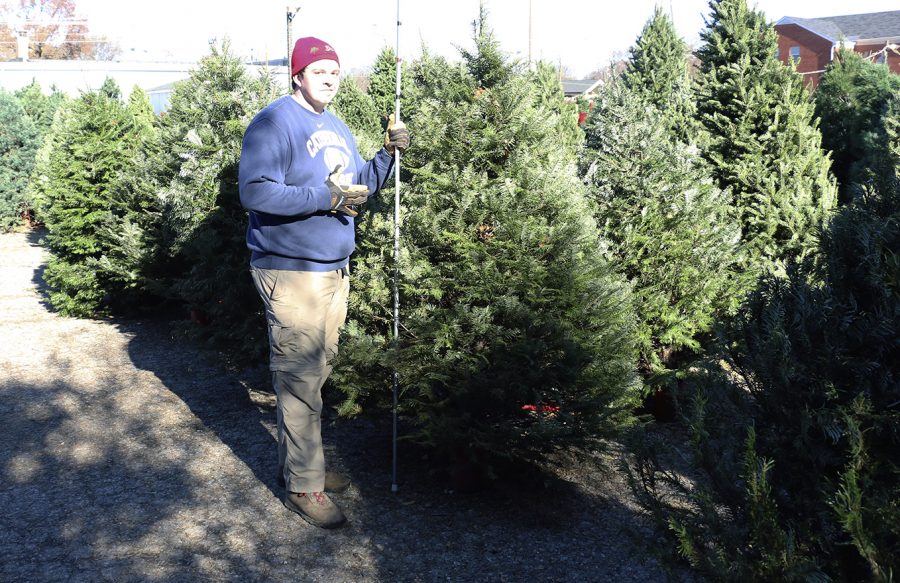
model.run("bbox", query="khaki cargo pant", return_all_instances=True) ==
[250,266,349,494]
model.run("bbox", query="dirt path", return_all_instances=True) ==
[0,229,697,582]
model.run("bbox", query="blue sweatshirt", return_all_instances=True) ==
[238,95,394,271]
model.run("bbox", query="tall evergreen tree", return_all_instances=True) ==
[815,49,900,203]
[88,86,162,309]
[459,4,515,89]
[581,78,743,378]
[11,82,68,226]
[531,60,582,151]
[882,93,900,186]
[333,16,640,472]
[14,81,66,134]
[330,75,381,157]
[0,89,40,230]
[40,81,148,315]
[366,45,413,130]
[696,0,837,276]
[147,42,280,360]
[628,75,900,582]
[26,99,72,226]
[622,6,698,142]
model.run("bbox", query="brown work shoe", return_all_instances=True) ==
[277,469,351,493]
[283,491,347,529]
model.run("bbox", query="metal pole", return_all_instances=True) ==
[286,6,299,92]
[391,0,402,494]
[528,0,532,69]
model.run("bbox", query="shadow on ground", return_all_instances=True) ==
[1,229,699,582]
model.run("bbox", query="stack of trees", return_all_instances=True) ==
[627,1,898,580]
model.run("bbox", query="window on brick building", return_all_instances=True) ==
[790,46,800,61]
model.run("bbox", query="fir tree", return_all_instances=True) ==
[530,61,582,151]
[580,78,743,378]
[696,0,837,276]
[26,99,72,226]
[815,49,900,203]
[333,17,640,472]
[12,82,68,226]
[628,122,900,583]
[882,93,900,188]
[330,75,381,157]
[366,45,413,130]
[14,80,66,134]
[622,6,698,142]
[149,41,280,361]
[0,89,40,230]
[88,86,162,309]
[459,4,515,90]
[41,82,147,315]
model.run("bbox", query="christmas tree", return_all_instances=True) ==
[0,89,40,230]
[333,11,640,472]
[88,86,162,312]
[148,41,280,361]
[696,0,836,276]
[622,6,698,143]
[580,78,743,378]
[40,80,151,315]
[815,49,900,203]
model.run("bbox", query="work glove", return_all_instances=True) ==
[327,165,369,217]
[384,114,410,155]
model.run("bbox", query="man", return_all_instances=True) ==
[238,36,409,529]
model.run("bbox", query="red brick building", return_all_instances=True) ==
[774,10,900,88]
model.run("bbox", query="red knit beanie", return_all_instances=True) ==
[291,37,340,76]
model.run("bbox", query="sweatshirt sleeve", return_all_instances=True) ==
[354,146,395,196]
[239,117,333,217]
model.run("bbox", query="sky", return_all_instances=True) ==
[75,0,900,77]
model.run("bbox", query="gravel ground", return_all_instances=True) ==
[0,229,701,582]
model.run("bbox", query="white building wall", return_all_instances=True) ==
[0,60,288,113]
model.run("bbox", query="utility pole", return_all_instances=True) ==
[286,6,300,92]
[528,0,532,69]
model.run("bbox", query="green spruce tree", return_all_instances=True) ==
[366,45,413,130]
[88,86,162,310]
[330,75,381,157]
[581,78,743,379]
[815,49,900,203]
[15,81,67,134]
[149,41,280,361]
[628,89,900,583]
[622,6,698,142]
[26,100,73,226]
[0,89,40,230]
[696,0,836,276]
[333,15,640,473]
[41,80,148,315]
[530,61,582,151]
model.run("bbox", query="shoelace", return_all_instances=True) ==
[305,492,328,505]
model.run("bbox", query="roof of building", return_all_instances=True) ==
[561,78,603,97]
[776,10,900,43]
